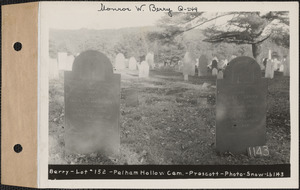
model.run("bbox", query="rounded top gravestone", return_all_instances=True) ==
[183,52,196,76]
[223,56,262,84]
[72,50,113,81]
[115,53,126,69]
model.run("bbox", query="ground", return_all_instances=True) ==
[49,69,290,165]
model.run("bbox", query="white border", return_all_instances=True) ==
[38,1,299,188]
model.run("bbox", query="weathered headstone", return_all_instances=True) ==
[64,50,120,155]
[128,57,137,70]
[212,68,218,76]
[182,52,195,80]
[124,88,139,107]
[49,57,59,79]
[265,59,274,79]
[283,57,290,76]
[198,55,209,76]
[57,52,68,70]
[146,52,154,69]
[115,53,125,70]
[217,70,223,79]
[216,56,267,153]
[139,61,149,78]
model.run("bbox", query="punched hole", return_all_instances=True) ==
[13,42,22,51]
[14,144,23,153]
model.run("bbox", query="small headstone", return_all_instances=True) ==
[128,57,137,70]
[217,70,223,79]
[212,68,218,76]
[216,56,267,153]
[198,55,209,76]
[146,53,154,69]
[64,50,120,155]
[182,52,195,80]
[265,59,274,79]
[124,88,139,107]
[115,53,125,70]
[57,52,68,70]
[139,61,149,78]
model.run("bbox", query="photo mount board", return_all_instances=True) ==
[1,1,299,189]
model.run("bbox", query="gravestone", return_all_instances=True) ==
[279,64,284,72]
[217,70,223,79]
[182,52,195,80]
[64,50,120,155]
[212,59,218,70]
[57,52,68,70]
[265,59,274,79]
[216,56,267,153]
[115,53,125,70]
[49,57,59,79]
[212,68,218,76]
[124,88,139,107]
[198,55,209,76]
[129,57,137,70]
[283,57,290,76]
[146,53,154,69]
[139,61,149,78]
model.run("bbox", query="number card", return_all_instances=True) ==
[247,146,270,157]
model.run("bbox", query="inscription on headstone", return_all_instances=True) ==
[216,56,267,153]
[198,55,209,76]
[64,50,121,155]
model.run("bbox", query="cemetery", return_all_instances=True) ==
[48,11,290,165]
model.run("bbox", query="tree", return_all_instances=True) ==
[152,11,289,61]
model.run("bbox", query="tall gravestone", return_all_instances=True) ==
[265,59,274,79]
[146,53,154,69]
[129,57,137,70]
[115,53,125,70]
[139,61,149,78]
[64,50,121,155]
[212,68,218,76]
[183,52,195,80]
[198,55,208,76]
[283,57,290,76]
[216,56,267,153]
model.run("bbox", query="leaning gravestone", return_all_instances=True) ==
[129,57,137,70]
[198,55,209,76]
[115,53,126,70]
[146,52,154,69]
[182,52,195,81]
[64,50,120,155]
[265,59,274,79]
[216,56,267,153]
[139,61,149,78]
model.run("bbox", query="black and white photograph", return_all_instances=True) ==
[36,1,298,188]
